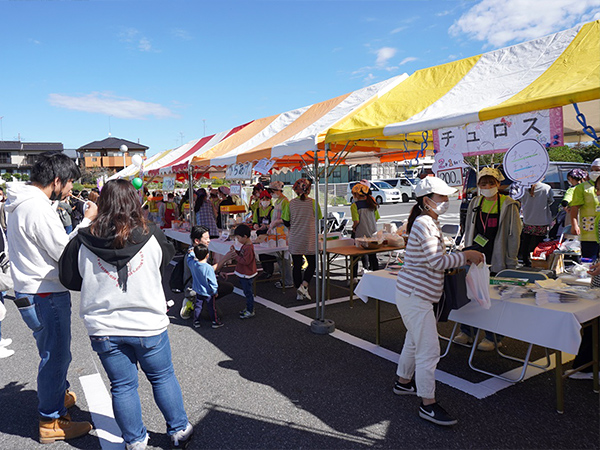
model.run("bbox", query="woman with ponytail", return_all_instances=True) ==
[393,177,483,427]
[350,180,380,276]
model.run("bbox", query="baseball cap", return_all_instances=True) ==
[414,176,456,197]
[477,167,505,182]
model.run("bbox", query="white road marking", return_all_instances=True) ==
[243,289,570,399]
[79,373,124,449]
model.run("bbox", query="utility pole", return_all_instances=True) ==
[0,116,3,141]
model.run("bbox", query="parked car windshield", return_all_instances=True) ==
[372,181,394,190]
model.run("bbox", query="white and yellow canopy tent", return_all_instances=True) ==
[325,20,599,152]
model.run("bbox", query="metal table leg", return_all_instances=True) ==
[555,349,564,414]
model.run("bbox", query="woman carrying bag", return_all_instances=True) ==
[394,177,483,426]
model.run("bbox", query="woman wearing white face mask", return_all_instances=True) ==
[455,167,522,351]
[394,176,483,426]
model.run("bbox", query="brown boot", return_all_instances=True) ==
[39,416,92,444]
[64,390,76,409]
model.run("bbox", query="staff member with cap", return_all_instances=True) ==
[393,176,483,426]
[454,167,522,351]
[570,158,600,259]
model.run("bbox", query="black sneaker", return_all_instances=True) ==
[393,379,417,395]
[419,402,457,426]
[193,321,201,329]
[211,321,224,329]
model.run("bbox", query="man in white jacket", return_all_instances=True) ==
[5,152,97,444]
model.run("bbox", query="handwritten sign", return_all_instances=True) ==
[229,184,241,196]
[162,176,175,192]
[503,139,549,199]
[436,167,464,187]
[253,158,276,175]
[432,107,563,157]
[225,162,253,180]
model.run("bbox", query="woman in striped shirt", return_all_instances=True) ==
[394,177,483,427]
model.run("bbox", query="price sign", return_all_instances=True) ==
[437,167,463,187]
[162,176,175,192]
[229,184,241,196]
[225,162,253,180]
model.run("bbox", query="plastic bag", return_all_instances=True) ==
[465,258,491,309]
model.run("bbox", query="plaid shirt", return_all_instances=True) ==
[196,201,219,237]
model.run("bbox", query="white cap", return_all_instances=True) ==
[592,158,600,168]
[414,176,456,197]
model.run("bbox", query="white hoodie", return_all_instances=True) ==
[5,183,90,293]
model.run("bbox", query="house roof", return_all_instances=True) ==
[78,137,148,151]
[22,142,63,151]
[0,141,64,151]
[0,141,21,150]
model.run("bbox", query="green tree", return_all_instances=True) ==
[576,144,600,163]
[547,146,584,162]
[21,174,30,182]
[12,173,21,181]
[1,173,12,183]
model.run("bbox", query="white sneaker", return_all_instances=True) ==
[0,338,12,348]
[297,284,311,301]
[477,338,502,352]
[171,422,193,448]
[126,433,149,450]
[0,347,15,359]
[296,293,304,301]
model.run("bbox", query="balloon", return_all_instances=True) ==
[120,144,128,153]
[132,177,143,190]
[132,154,143,167]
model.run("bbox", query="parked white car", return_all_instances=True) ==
[381,177,415,202]
[346,181,402,205]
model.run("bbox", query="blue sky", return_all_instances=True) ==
[1,0,599,156]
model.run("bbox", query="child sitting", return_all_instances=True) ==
[228,224,257,319]
[186,243,223,329]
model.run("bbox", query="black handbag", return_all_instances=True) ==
[434,266,470,322]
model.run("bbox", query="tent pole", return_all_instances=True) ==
[188,165,195,227]
[311,146,335,335]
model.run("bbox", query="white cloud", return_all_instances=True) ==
[450,0,600,47]
[363,73,376,83]
[375,47,396,67]
[48,92,178,120]
[29,38,41,45]
[138,38,152,52]
[172,28,192,41]
[436,10,452,17]
[399,56,417,65]
[119,27,157,52]
[390,26,407,34]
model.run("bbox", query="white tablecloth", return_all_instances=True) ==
[355,269,600,354]
[164,227,352,256]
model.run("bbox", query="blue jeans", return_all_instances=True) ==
[90,330,188,445]
[238,277,254,313]
[16,291,72,419]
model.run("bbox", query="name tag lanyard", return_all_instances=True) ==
[479,196,499,235]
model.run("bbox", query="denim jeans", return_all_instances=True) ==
[238,277,254,313]
[16,291,72,419]
[90,330,188,445]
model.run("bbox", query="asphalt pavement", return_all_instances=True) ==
[0,200,598,449]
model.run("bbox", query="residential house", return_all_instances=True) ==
[78,137,148,172]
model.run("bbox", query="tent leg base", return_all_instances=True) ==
[311,319,335,335]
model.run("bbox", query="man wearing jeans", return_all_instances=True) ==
[5,152,97,443]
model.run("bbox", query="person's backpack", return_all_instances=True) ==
[169,258,192,293]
